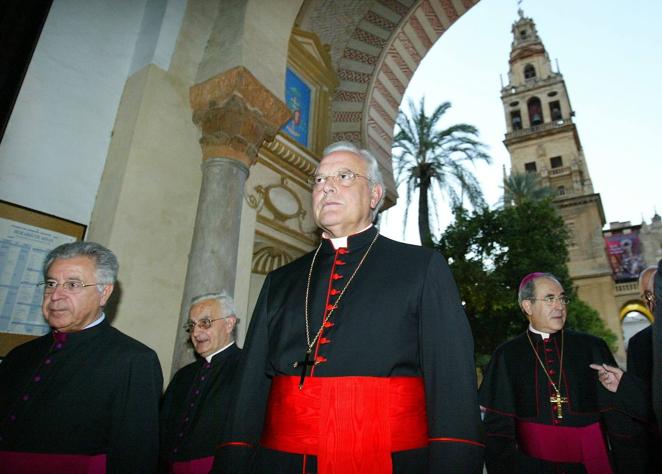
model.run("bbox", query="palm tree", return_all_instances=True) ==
[501,171,554,207]
[393,97,491,248]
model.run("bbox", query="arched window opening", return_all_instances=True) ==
[510,110,522,130]
[549,101,562,121]
[524,64,536,80]
[527,97,543,126]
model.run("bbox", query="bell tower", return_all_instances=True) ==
[501,10,622,354]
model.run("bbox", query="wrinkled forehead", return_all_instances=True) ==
[47,256,97,276]
[317,150,366,174]
[533,277,564,296]
[188,298,221,320]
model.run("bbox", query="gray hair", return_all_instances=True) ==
[43,241,118,291]
[190,291,239,338]
[322,141,385,216]
[518,272,562,306]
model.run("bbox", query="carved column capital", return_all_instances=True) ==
[190,66,291,166]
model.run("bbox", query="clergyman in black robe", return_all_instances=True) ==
[160,292,241,473]
[0,241,163,473]
[479,272,646,473]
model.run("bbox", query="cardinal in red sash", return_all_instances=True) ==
[213,141,484,474]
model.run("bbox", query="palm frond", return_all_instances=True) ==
[391,95,492,246]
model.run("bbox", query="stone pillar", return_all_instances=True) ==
[172,66,290,372]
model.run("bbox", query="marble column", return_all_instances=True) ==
[172,66,290,372]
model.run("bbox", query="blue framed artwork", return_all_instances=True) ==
[283,68,312,147]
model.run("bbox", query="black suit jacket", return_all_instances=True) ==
[653,259,662,433]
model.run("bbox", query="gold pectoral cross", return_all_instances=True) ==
[550,391,568,419]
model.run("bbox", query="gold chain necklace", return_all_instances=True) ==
[526,329,567,419]
[292,230,379,389]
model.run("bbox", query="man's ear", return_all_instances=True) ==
[99,284,114,306]
[370,184,383,209]
[521,299,533,317]
[226,316,237,334]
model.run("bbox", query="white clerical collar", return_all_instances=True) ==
[323,224,373,250]
[205,341,235,363]
[529,324,551,340]
[83,313,105,329]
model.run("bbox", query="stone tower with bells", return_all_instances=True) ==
[500,9,625,355]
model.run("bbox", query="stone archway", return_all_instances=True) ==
[303,0,480,206]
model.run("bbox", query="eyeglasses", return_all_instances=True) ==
[183,317,229,333]
[308,169,372,188]
[38,280,101,294]
[529,295,570,306]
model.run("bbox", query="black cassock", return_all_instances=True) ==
[0,318,163,473]
[626,326,662,471]
[479,329,647,473]
[160,343,241,472]
[213,226,484,474]
[654,260,662,434]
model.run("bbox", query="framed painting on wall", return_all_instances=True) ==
[283,67,312,148]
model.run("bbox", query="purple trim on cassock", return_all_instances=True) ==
[516,420,612,473]
[0,451,106,474]
[170,455,214,474]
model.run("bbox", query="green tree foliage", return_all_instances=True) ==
[393,97,491,248]
[438,200,617,366]
[502,171,555,207]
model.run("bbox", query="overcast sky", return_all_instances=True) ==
[381,0,661,244]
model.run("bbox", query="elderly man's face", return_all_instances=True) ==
[522,277,567,334]
[188,299,235,358]
[42,256,113,333]
[312,150,382,238]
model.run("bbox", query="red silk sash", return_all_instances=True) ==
[261,375,428,474]
[170,455,214,474]
[0,451,106,474]
[516,420,613,474]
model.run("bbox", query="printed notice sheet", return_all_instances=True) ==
[0,218,76,335]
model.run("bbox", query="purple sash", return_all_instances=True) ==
[0,451,106,474]
[516,420,612,473]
